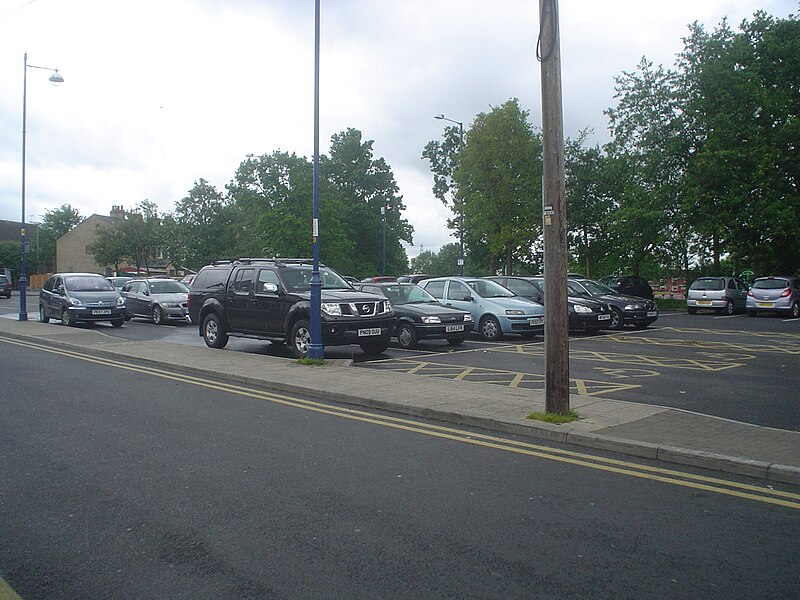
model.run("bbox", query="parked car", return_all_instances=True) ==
[188,258,394,358]
[39,273,126,327]
[686,276,749,315]
[121,277,191,324]
[106,276,131,292]
[181,274,196,286]
[0,274,11,298]
[599,275,654,300]
[567,277,658,330]
[488,276,613,332]
[420,276,544,341]
[746,276,800,318]
[356,282,473,348]
[396,274,432,284]
[361,276,397,283]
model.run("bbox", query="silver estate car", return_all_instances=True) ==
[746,276,800,318]
[121,277,191,324]
[686,276,749,315]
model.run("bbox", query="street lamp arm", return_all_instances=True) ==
[434,114,462,128]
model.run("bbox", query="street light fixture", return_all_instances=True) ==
[20,52,64,321]
[434,113,465,276]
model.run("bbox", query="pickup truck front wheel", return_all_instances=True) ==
[290,319,311,358]
[202,313,229,349]
[360,338,389,356]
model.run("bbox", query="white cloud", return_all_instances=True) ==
[0,0,793,249]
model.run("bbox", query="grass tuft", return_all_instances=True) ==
[527,411,580,424]
[296,357,326,366]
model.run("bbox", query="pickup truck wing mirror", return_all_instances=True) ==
[261,282,279,294]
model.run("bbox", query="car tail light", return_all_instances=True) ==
[780,288,791,298]
[748,290,754,297]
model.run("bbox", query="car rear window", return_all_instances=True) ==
[193,267,229,290]
[752,278,789,290]
[690,278,724,291]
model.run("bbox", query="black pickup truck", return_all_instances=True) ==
[187,258,395,358]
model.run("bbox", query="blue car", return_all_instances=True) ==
[420,277,544,341]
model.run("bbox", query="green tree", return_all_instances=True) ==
[38,204,82,273]
[87,221,127,275]
[171,178,233,269]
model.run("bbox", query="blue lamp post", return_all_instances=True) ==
[20,52,64,321]
[308,0,324,359]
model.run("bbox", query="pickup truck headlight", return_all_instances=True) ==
[421,315,441,324]
[321,302,342,316]
[573,304,592,313]
[381,300,392,314]
[505,309,525,315]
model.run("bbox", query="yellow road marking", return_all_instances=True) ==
[3,335,799,510]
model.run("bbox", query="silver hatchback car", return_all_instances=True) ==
[746,276,800,318]
[686,276,749,315]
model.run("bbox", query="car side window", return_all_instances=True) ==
[447,281,470,300]
[424,281,445,299]
[233,268,254,295]
[728,279,735,290]
[256,269,280,293]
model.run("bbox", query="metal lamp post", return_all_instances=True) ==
[20,52,64,321]
[308,0,324,359]
[434,114,465,276]
[380,205,386,275]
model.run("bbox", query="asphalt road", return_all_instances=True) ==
[3,293,799,429]
[1,342,799,599]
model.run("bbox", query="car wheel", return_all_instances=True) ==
[61,309,76,327]
[290,319,311,359]
[791,302,800,319]
[718,300,734,316]
[479,315,503,341]
[396,323,418,349]
[39,304,50,323]
[153,305,164,325]
[202,313,229,349]
[360,339,390,355]
[447,338,465,346]
[687,307,697,315]
[111,317,124,328]
[609,307,624,330]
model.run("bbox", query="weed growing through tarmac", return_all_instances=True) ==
[297,358,326,366]
[527,411,580,424]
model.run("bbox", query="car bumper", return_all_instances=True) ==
[67,306,127,322]
[501,314,545,334]
[746,298,794,312]
[570,313,612,330]
[687,298,726,309]
[162,306,191,321]
[623,310,658,325]
[322,318,394,345]
[412,322,474,341]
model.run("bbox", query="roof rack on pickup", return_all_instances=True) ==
[210,258,326,267]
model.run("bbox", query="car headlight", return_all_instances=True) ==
[505,309,525,315]
[321,302,342,316]
[421,315,441,324]
[116,297,125,307]
[463,314,473,322]
[69,297,83,307]
[382,300,392,314]
[163,302,179,308]
[573,304,592,313]
[624,303,642,311]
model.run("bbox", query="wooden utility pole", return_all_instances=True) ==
[538,0,570,414]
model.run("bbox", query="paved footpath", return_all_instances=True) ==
[2,315,799,485]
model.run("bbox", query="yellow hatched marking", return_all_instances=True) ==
[574,379,588,395]
[510,372,525,388]
[455,366,475,380]
[605,335,800,356]
[659,326,800,340]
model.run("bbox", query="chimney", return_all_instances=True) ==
[110,205,125,220]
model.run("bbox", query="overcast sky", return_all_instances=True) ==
[0,0,794,257]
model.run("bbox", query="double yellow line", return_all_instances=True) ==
[3,335,800,510]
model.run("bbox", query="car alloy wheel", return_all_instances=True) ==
[479,316,502,341]
[397,323,417,349]
[290,319,311,358]
[609,307,624,330]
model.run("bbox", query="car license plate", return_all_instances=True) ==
[598,314,611,320]
[445,324,464,332]
[696,300,712,306]
[358,328,381,337]
[756,302,773,308]
[528,316,544,326]
[92,309,112,315]
[646,311,658,317]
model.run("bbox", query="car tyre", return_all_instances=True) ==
[360,339,390,355]
[202,313,229,349]
[153,305,164,325]
[289,318,311,359]
[479,315,503,341]
[717,300,734,316]
[609,307,624,330]
[111,317,124,328]
[687,307,697,315]
[39,304,50,323]
[790,302,800,319]
[61,309,76,327]
[396,322,418,349]
[447,337,465,346]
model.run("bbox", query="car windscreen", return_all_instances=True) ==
[282,268,350,292]
[690,278,725,291]
[384,284,437,305]
[65,276,114,292]
[466,279,514,298]
[751,278,789,290]
[149,280,189,294]
[580,280,615,296]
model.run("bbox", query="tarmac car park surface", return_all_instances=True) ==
[2,292,798,431]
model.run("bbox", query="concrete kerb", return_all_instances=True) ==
[2,322,800,485]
